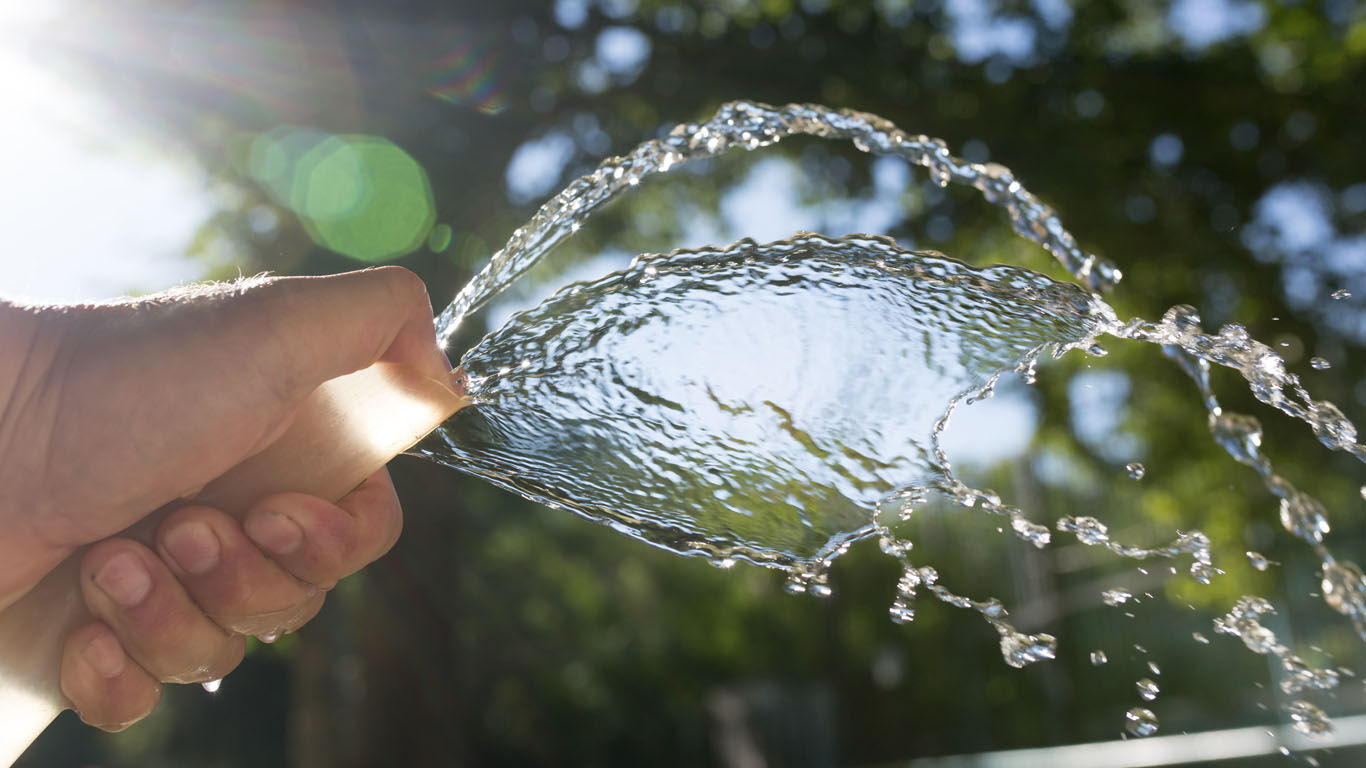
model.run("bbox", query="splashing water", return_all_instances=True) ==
[1212,596,1339,735]
[420,233,1103,572]
[434,101,1121,343]
[1101,588,1134,607]
[412,101,1366,735]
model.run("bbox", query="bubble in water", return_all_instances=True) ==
[1136,678,1160,701]
[1332,289,1351,300]
[1125,462,1146,480]
[1246,551,1273,571]
[1124,707,1159,737]
[1102,588,1134,606]
[1091,650,1108,665]
[1309,356,1331,370]
[202,679,222,694]
[1287,699,1333,737]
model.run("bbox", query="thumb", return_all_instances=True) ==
[20,267,453,548]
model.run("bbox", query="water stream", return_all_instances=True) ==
[412,101,1362,743]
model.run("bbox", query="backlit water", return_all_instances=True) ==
[412,101,1362,743]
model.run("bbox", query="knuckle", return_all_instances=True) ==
[158,503,218,530]
[159,633,244,684]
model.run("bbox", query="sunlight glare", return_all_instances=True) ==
[0,3,212,302]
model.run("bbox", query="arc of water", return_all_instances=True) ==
[435,100,1122,343]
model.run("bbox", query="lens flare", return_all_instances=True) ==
[423,31,506,115]
[244,128,435,262]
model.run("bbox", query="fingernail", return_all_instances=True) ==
[82,629,127,678]
[163,520,221,575]
[94,552,152,608]
[245,511,303,556]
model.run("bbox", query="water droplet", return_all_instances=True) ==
[1010,516,1051,548]
[1102,588,1133,606]
[1310,356,1331,370]
[1125,462,1146,480]
[889,600,916,624]
[1091,650,1108,666]
[259,632,279,644]
[1193,632,1210,644]
[1321,561,1366,620]
[1124,707,1159,737]
[1148,661,1161,675]
[1136,678,1160,701]
[1287,700,1333,737]
[202,679,222,694]
[1332,289,1351,300]
[1058,515,1109,546]
[1246,551,1273,571]
[1280,492,1330,544]
[1189,561,1217,585]
[999,631,1057,668]
[1210,412,1265,468]
[1281,655,1340,695]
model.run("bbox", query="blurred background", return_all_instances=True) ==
[4,0,1366,765]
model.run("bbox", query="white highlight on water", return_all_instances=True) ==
[1125,707,1159,737]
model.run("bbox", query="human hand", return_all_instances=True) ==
[0,266,454,730]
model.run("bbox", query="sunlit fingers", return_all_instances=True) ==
[80,538,245,684]
[242,468,403,588]
[155,504,325,638]
[60,622,161,731]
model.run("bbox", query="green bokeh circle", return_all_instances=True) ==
[289,135,436,262]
